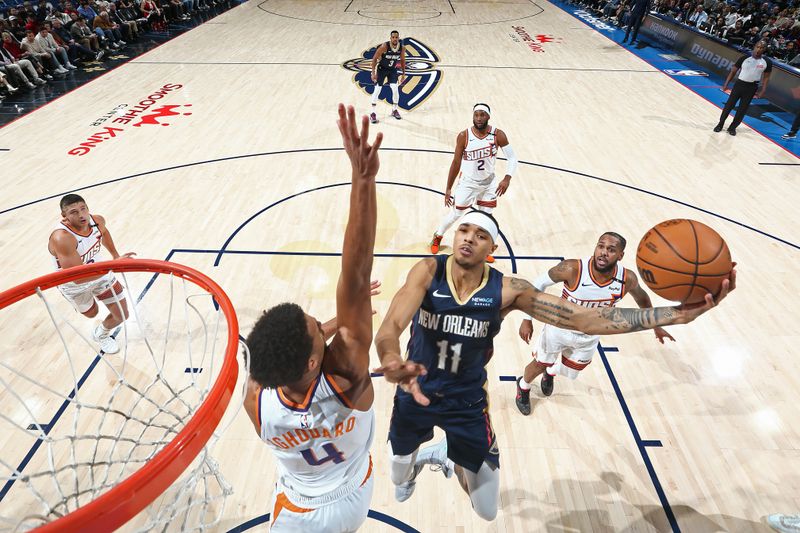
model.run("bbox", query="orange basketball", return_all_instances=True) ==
[636,219,732,305]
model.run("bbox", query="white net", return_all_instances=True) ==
[0,265,241,532]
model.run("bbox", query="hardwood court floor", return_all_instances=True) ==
[0,0,798,531]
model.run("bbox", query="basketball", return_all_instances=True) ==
[636,219,732,305]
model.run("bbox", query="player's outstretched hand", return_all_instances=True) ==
[116,252,136,260]
[337,103,383,179]
[519,319,533,344]
[370,279,381,315]
[653,327,675,344]
[676,263,736,323]
[373,359,430,406]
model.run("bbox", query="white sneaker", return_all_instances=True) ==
[92,325,119,354]
[768,514,800,533]
[56,67,68,74]
[395,439,454,503]
[394,464,422,503]
[66,63,77,70]
[416,438,454,477]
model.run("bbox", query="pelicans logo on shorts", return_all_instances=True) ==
[342,37,442,112]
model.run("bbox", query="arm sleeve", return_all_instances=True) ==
[501,144,518,177]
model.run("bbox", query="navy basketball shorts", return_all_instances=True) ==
[375,67,399,86]
[388,389,499,474]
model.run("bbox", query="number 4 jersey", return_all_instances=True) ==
[258,372,375,501]
[407,254,503,398]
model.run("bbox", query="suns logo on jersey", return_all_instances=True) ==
[342,37,442,112]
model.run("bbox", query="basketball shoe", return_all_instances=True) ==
[430,233,442,254]
[93,324,119,354]
[391,109,402,120]
[768,514,800,533]
[515,377,531,415]
[395,439,454,503]
[541,372,554,396]
[370,112,378,124]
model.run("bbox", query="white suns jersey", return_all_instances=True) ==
[562,257,628,309]
[50,216,104,270]
[258,372,375,499]
[460,126,499,185]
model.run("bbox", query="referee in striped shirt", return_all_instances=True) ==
[713,40,772,136]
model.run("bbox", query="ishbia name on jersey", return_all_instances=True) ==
[417,308,491,338]
[268,415,358,451]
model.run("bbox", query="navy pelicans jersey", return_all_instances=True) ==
[377,41,402,70]
[406,254,503,398]
[460,126,498,186]
[562,257,627,309]
[50,216,103,270]
[258,372,375,500]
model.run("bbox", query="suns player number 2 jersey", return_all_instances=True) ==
[258,372,375,501]
[460,126,498,186]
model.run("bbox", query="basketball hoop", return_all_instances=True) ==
[0,259,240,532]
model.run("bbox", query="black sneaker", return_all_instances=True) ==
[541,372,554,396]
[782,132,797,140]
[515,378,531,416]
[728,128,736,136]
[713,124,723,132]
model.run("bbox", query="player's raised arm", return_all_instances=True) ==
[503,272,735,335]
[374,257,436,405]
[331,104,382,376]
[518,259,579,342]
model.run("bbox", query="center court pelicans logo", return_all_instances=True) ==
[342,37,442,112]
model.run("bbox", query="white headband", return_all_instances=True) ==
[473,104,490,115]
[460,211,499,242]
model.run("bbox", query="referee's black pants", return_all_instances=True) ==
[718,79,757,131]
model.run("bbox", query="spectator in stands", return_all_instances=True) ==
[0,42,47,88]
[35,26,77,69]
[725,19,748,45]
[93,11,125,48]
[108,4,137,41]
[714,40,772,136]
[63,1,79,17]
[780,41,797,62]
[166,0,190,21]
[20,29,69,73]
[140,0,167,31]
[723,6,739,28]
[70,16,103,51]
[48,20,102,62]
[77,0,98,25]
[2,30,52,80]
[117,0,148,32]
[689,5,709,27]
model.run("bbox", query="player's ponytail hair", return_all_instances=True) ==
[246,303,314,388]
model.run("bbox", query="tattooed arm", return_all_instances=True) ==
[502,272,735,335]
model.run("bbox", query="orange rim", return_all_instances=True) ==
[0,259,239,533]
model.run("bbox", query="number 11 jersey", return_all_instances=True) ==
[406,254,503,398]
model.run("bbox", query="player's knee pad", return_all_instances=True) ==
[390,83,399,102]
